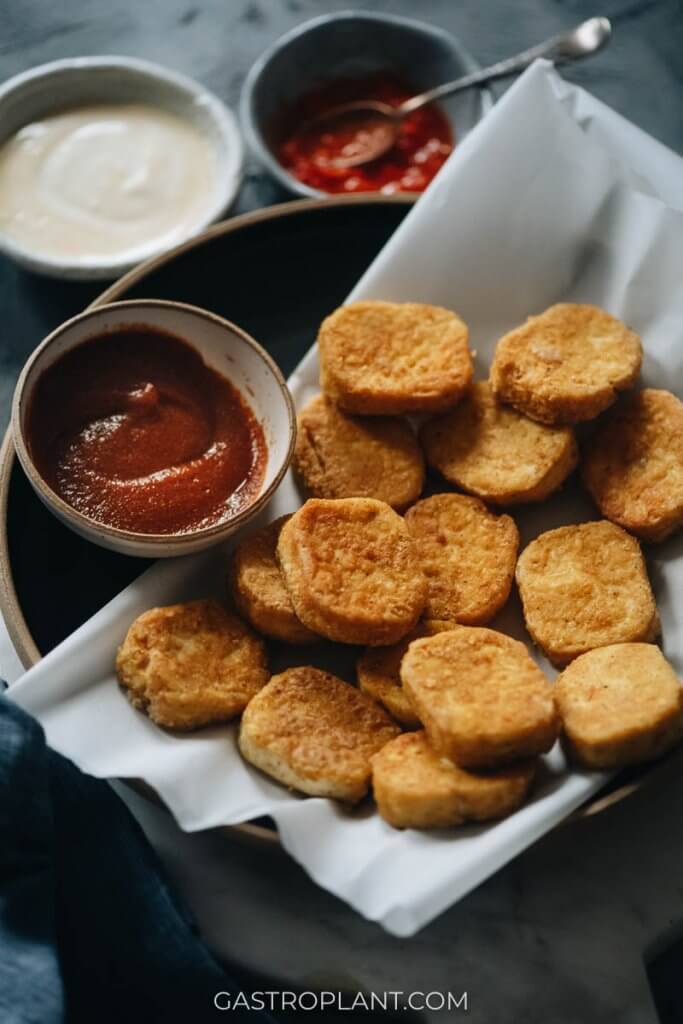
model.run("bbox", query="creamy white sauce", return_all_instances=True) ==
[0,103,221,263]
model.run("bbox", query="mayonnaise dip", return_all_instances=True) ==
[0,103,222,265]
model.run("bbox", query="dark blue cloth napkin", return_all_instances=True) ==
[0,694,274,1024]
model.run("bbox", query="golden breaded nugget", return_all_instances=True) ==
[116,599,269,730]
[490,304,642,425]
[404,493,518,624]
[582,389,683,542]
[516,521,659,668]
[357,619,455,727]
[421,381,577,505]
[229,516,317,645]
[401,626,558,768]
[555,644,683,768]
[277,498,427,645]
[238,666,400,802]
[371,731,537,829]
[294,394,424,510]
[318,300,472,415]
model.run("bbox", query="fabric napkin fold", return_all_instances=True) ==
[0,694,273,1024]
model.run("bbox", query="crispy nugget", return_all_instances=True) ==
[229,516,317,645]
[357,619,455,727]
[371,731,537,829]
[294,394,424,510]
[318,301,473,415]
[421,381,577,505]
[582,389,683,542]
[404,493,518,624]
[238,666,400,802]
[555,644,683,768]
[515,521,659,668]
[116,599,269,730]
[277,498,427,646]
[490,304,642,425]
[401,626,558,768]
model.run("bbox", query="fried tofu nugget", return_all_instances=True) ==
[116,599,269,730]
[357,619,455,727]
[555,643,683,768]
[239,666,400,802]
[277,498,427,645]
[582,389,683,542]
[371,731,537,829]
[318,301,473,415]
[404,493,518,624]
[490,304,642,425]
[229,516,317,645]
[516,521,659,668]
[401,626,558,768]
[294,394,424,510]
[420,381,577,505]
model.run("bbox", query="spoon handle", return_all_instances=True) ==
[399,17,611,116]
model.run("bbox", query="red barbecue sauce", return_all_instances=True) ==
[278,74,453,194]
[27,327,267,535]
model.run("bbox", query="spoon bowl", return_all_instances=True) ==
[301,101,398,169]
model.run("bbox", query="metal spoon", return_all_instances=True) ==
[307,16,611,169]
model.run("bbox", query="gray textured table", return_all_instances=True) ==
[3,1,683,1021]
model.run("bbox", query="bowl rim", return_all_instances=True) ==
[240,8,494,199]
[11,298,297,547]
[0,55,244,279]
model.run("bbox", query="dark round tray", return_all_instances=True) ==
[0,193,651,838]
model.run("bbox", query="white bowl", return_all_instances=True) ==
[0,57,243,279]
[12,300,296,558]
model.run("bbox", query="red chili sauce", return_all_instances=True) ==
[278,73,453,194]
[27,327,267,535]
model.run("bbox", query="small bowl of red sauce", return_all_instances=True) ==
[12,300,296,557]
[240,11,492,199]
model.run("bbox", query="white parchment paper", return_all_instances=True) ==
[9,62,683,936]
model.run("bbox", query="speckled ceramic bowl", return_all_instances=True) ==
[0,57,243,279]
[12,300,295,558]
[241,10,493,198]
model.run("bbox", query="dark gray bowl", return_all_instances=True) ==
[240,10,493,198]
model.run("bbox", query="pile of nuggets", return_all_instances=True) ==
[116,300,683,831]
